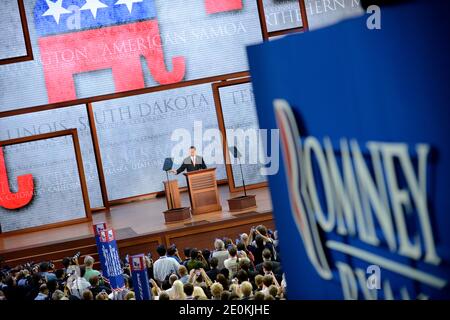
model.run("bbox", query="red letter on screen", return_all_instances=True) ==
[205,0,243,14]
[0,147,34,210]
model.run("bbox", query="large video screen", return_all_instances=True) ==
[263,0,303,32]
[0,0,27,60]
[0,134,88,233]
[0,105,104,208]
[305,0,363,30]
[92,82,227,201]
[218,81,268,188]
[0,0,263,112]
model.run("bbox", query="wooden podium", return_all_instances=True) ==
[184,168,222,215]
[163,180,190,223]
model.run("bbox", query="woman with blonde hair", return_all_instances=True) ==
[193,286,207,300]
[229,283,242,299]
[171,280,186,300]
[210,282,223,300]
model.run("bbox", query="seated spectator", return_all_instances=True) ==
[125,291,135,300]
[2,276,20,301]
[240,281,253,300]
[216,273,229,292]
[182,248,191,266]
[219,268,230,281]
[236,270,249,284]
[158,291,170,300]
[211,239,228,270]
[261,275,274,295]
[193,286,208,300]
[253,291,265,300]
[55,269,66,291]
[46,278,58,300]
[254,274,264,292]
[178,265,189,284]
[184,283,194,300]
[229,283,242,299]
[153,245,180,285]
[224,238,233,248]
[96,291,109,300]
[34,284,48,300]
[256,249,282,276]
[51,289,65,300]
[268,285,279,299]
[202,249,211,260]
[239,259,256,283]
[167,245,182,263]
[82,289,94,300]
[83,256,101,282]
[220,291,231,301]
[169,273,178,285]
[89,276,111,297]
[240,233,250,247]
[206,257,220,281]
[210,282,223,300]
[39,262,56,281]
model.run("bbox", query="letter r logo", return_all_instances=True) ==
[0,147,34,210]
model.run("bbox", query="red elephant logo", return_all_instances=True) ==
[34,0,243,104]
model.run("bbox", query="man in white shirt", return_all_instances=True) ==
[153,245,180,284]
[212,239,229,270]
[223,246,239,279]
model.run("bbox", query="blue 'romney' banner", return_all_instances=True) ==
[248,0,450,299]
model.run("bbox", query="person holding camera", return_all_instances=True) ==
[186,248,207,271]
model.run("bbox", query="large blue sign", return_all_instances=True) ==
[248,0,450,299]
[99,228,125,291]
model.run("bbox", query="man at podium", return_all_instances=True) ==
[170,146,207,174]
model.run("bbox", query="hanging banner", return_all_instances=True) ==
[129,254,152,301]
[99,228,125,291]
[247,0,450,299]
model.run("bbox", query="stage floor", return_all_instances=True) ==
[0,186,273,254]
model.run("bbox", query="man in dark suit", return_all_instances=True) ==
[170,146,207,174]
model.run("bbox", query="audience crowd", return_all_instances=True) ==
[0,224,285,300]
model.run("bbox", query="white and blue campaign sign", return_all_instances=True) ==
[93,222,108,277]
[99,228,125,291]
[247,0,450,299]
[129,254,151,300]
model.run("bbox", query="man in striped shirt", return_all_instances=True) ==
[153,245,180,285]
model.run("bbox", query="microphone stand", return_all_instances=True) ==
[237,156,247,197]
